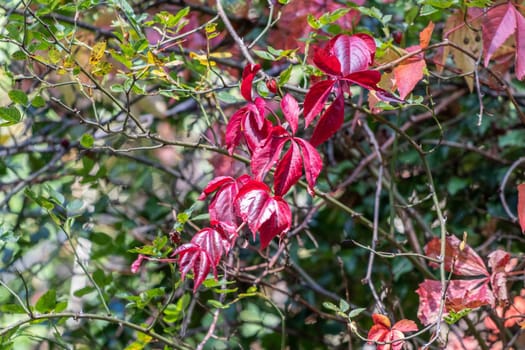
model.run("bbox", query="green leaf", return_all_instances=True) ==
[31,95,46,108]
[163,293,190,322]
[253,49,276,61]
[348,307,366,318]
[207,299,229,309]
[279,65,294,86]
[93,269,110,287]
[8,90,28,105]
[322,301,339,312]
[0,303,27,314]
[444,308,471,324]
[35,289,57,313]
[339,299,350,313]
[73,286,96,297]
[0,106,21,126]
[80,133,94,148]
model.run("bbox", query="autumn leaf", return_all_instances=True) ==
[425,235,488,276]
[172,226,232,292]
[393,21,434,100]
[440,10,483,91]
[482,2,525,79]
[368,314,418,350]
[235,180,292,249]
[225,97,270,154]
[251,126,322,196]
[89,41,106,66]
[199,175,251,234]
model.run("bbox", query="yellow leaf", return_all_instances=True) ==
[147,51,163,66]
[89,41,107,66]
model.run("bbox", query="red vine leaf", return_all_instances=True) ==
[303,79,336,127]
[368,314,417,350]
[488,249,518,303]
[199,175,251,234]
[173,226,232,292]
[425,235,488,276]
[281,93,299,134]
[241,63,261,101]
[225,97,270,154]
[251,126,322,196]
[310,92,345,147]
[416,279,494,325]
[235,180,291,249]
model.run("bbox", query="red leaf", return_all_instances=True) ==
[310,92,345,147]
[225,99,270,154]
[273,141,303,196]
[235,180,291,249]
[295,138,323,195]
[173,227,232,292]
[281,93,299,134]
[313,46,341,76]
[251,126,288,182]
[199,175,250,234]
[368,314,417,350]
[343,70,381,90]
[416,279,494,325]
[425,235,488,276]
[518,183,525,232]
[329,34,375,75]
[303,79,336,127]
[482,3,517,68]
[241,63,261,101]
[393,48,425,100]
[392,319,418,333]
[488,249,518,303]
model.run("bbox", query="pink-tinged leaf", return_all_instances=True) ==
[392,319,418,333]
[225,101,270,154]
[273,141,303,196]
[329,34,375,75]
[343,70,381,90]
[515,13,525,80]
[199,176,236,200]
[241,63,261,101]
[225,109,243,154]
[482,3,517,68]
[488,249,517,303]
[313,46,341,76]
[393,48,426,100]
[416,279,494,325]
[368,314,416,350]
[258,196,291,249]
[518,184,525,232]
[172,226,233,292]
[310,92,345,147]
[425,235,488,276]
[303,79,336,126]
[199,175,250,234]
[235,180,291,249]
[250,126,289,181]
[295,138,322,195]
[281,94,299,134]
[353,33,376,60]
